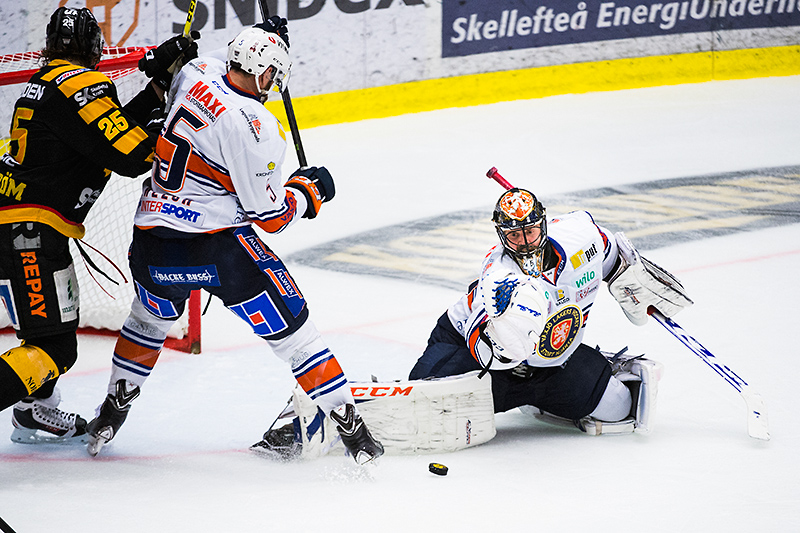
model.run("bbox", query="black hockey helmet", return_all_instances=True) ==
[493,188,548,276]
[44,7,103,68]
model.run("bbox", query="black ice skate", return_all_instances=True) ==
[250,419,302,460]
[330,403,384,465]
[86,379,140,457]
[11,389,88,444]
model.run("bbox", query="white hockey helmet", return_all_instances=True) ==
[227,27,291,98]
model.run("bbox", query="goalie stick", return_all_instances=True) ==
[649,308,770,440]
[486,166,770,441]
[256,0,308,168]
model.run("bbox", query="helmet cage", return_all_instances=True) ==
[493,188,548,277]
[227,28,291,100]
[45,7,103,68]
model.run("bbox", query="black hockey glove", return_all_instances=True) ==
[285,166,335,219]
[255,16,289,47]
[139,31,200,91]
[144,104,167,135]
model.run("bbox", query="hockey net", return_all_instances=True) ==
[0,47,201,353]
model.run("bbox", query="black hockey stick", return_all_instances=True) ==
[0,516,18,533]
[256,0,308,168]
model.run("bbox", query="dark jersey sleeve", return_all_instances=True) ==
[38,63,158,177]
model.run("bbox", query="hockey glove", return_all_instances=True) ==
[479,271,548,370]
[255,16,289,46]
[138,31,200,92]
[144,103,167,135]
[286,166,335,219]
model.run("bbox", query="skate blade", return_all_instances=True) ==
[86,427,115,457]
[249,442,302,462]
[351,449,382,466]
[10,427,89,445]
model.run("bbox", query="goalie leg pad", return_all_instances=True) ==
[615,357,663,433]
[290,371,497,458]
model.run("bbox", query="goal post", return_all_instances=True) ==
[0,46,202,354]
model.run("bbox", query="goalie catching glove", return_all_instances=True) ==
[479,270,548,370]
[286,166,335,219]
[606,232,693,326]
[138,31,200,91]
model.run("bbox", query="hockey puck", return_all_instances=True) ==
[428,462,448,476]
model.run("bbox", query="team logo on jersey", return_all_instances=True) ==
[575,280,599,302]
[537,305,582,359]
[241,110,262,140]
[570,243,598,269]
[186,81,227,122]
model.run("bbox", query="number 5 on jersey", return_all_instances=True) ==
[155,106,207,193]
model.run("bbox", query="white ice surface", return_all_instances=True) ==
[2,76,799,532]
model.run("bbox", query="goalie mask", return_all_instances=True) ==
[45,7,103,68]
[227,27,291,101]
[493,188,548,277]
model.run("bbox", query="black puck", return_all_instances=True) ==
[429,462,448,476]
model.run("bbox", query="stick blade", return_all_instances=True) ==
[742,389,770,441]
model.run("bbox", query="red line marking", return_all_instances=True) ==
[674,248,800,274]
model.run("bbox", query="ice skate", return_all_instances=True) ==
[86,379,140,457]
[11,388,88,445]
[330,403,384,465]
[250,419,303,460]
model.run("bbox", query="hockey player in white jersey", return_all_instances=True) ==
[409,187,693,434]
[84,20,383,464]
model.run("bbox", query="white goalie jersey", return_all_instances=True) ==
[449,210,619,368]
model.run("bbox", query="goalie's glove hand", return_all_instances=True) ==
[286,166,335,219]
[255,16,289,47]
[139,31,201,91]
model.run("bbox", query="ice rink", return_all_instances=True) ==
[2,75,799,532]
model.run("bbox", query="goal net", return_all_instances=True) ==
[0,47,201,353]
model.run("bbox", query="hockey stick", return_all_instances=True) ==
[487,166,514,191]
[0,516,18,533]
[256,0,308,168]
[486,166,770,440]
[163,0,197,110]
[649,308,770,440]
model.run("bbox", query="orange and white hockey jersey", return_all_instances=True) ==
[134,53,306,234]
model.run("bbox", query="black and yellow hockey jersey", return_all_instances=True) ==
[0,59,161,238]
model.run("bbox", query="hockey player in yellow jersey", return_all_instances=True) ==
[0,6,198,443]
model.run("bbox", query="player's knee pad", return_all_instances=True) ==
[0,343,63,397]
[589,375,632,422]
[264,319,322,364]
[127,297,175,339]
